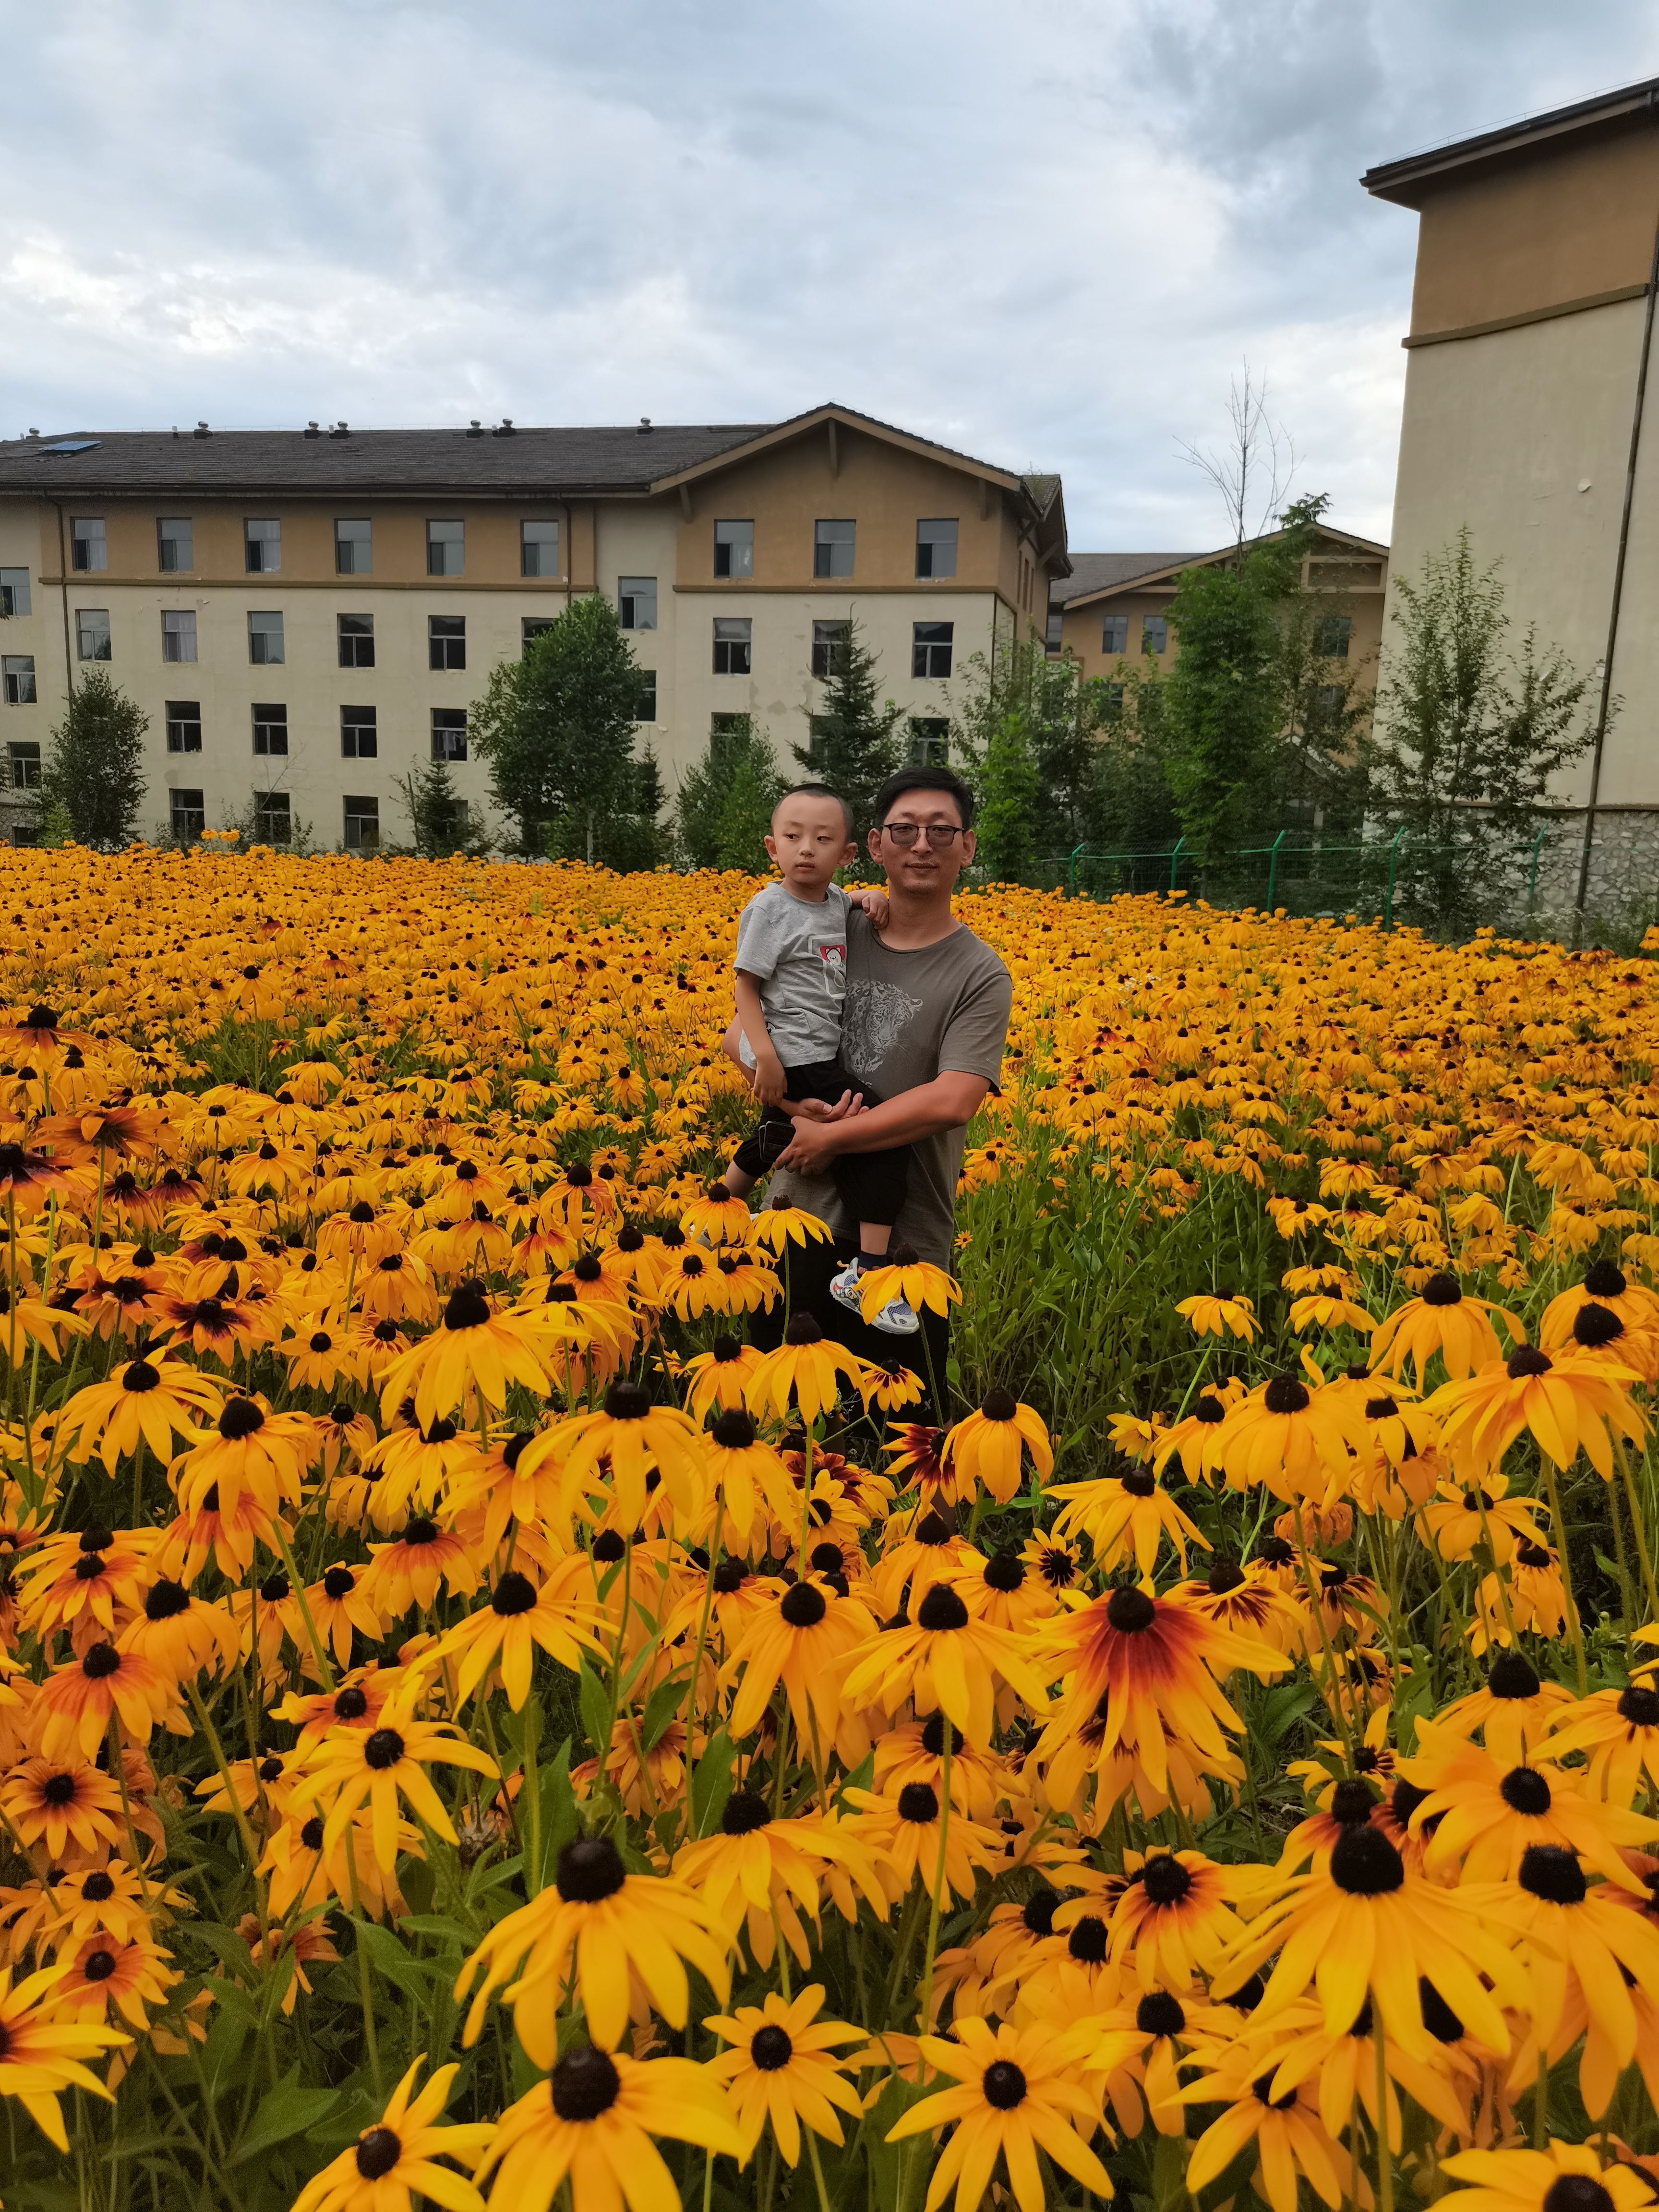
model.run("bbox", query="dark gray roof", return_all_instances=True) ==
[1361,76,1659,206]
[1053,553,1203,607]
[0,421,772,500]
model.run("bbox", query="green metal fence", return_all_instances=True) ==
[1029,825,1557,927]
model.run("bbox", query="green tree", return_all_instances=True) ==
[951,635,1110,857]
[467,595,643,857]
[974,709,1041,881]
[793,619,902,855]
[1272,582,1374,832]
[1085,660,1182,853]
[678,716,785,872]
[1161,496,1325,863]
[1368,527,1597,935]
[554,743,667,873]
[38,670,147,849]
[397,758,493,858]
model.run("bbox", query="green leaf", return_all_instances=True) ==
[640,1674,686,1755]
[354,1916,443,2000]
[689,1731,735,1839]
[834,1748,875,1811]
[230,2067,344,2168]
[540,1738,579,1875]
[397,1914,472,1947]
[577,1657,611,1756]
[187,1920,258,1985]
[1256,1681,1317,1752]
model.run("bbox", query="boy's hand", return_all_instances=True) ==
[751,1051,788,1108]
[849,886,890,930]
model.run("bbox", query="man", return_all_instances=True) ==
[760,763,1013,1382]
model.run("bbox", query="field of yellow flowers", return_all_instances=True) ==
[5,845,1659,2212]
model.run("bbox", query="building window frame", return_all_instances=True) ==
[1312,613,1353,660]
[618,576,657,630]
[915,517,958,579]
[252,702,289,757]
[7,740,41,789]
[635,670,657,722]
[169,787,205,841]
[254,790,292,846]
[428,615,466,672]
[161,610,197,664]
[335,517,372,576]
[521,617,554,655]
[811,620,847,681]
[157,517,193,574]
[71,518,106,573]
[0,569,31,617]
[813,518,855,579]
[248,610,285,666]
[426,518,465,577]
[343,794,380,852]
[244,518,281,575]
[713,519,754,578]
[337,613,375,668]
[340,705,378,760]
[165,701,203,754]
[1141,615,1168,656]
[911,620,953,679]
[712,616,752,675]
[907,717,950,766]
[431,708,469,763]
[521,518,560,577]
[1102,613,1129,655]
[76,609,112,662]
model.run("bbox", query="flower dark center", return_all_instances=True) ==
[1507,1346,1552,1380]
[309,1331,333,1353]
[984,1549,1025,1592]
[402,1517,439,1547]
[980,1388,1018,1422]
[750,2025,793,2071]
[556,1835,627,1904]
[982,2059,1026,2110]
[43,1771,77,1804]
[721,1789,770,1836]
[219,1396,265,1439]
[74,1554,106,1581]
[1500,1766,1552,1815]
[84,1948,117,1983]
[443,1283,491,1331]
[1252,2070,1299,2109]
[82,1524,114,1552]
[1620,1684,1659,1728]
[491,1571,538,1617]
[1574,1304,1623,1347]
[301,1817,325,1849]
[1542,2180,1615,2212]
[82,1642,120,1680]
[1263,1375,1310,1415]
[1330,1778,1379,1827]
[711,1559,746,1593]
[334,1686,368,1720]
[915,1512,951,1545]
[921,1713,965,1758]
[1519,1844,1587,1903]
[144,1579,190,1621]
[917,1583,969,1632]
[591,1531,626,1563]
[1422,1273,1462,1307]
[551,2044,621,2122]
[897,1782,939,1824]
[1067,1913,1109,1963]
[1022,1886,1059,1936]
[1206,1557,1245,1595]
[602,1380,650,1421]
[258,1757,285,1782]
[1106,1586,1156,1634]
[502,1432,532,1470]
[783,1313,823,1346]
[1137,1990,1186,2037]
[122,1360,160,1393]
[1193,1395,1225,1424]
[323,1566,356,1600]
[1365,1395,1398,1419]
[363,1729,403,1770]
[1255,1535,1294,1566]
[710,1409,756,1449]
[781,1582,828,1628]
[1330,1824,1405,1896]
[1140,1854,1193,1906]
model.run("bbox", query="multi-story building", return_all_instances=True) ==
[1046,524,1390,687]
[0,402,1069,850]
[1362,77,1659,812]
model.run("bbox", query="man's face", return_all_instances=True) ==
[868,791,974,893]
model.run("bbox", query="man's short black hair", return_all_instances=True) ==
[772,783,855,839]
[873,765,976,831]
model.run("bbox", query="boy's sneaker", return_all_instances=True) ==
[830,1260,920,1336]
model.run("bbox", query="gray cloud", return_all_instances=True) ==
[0,0,1655,547]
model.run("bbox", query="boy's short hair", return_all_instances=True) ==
[772,783,855,840]
[873,764,976,830]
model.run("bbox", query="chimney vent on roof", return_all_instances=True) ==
[304,421,320,438]
[329,421,349,439]
[493,417,515,436]
[193,421,211,438]
[467,419,484,437]
[637,416,652,433]
[27,428,38,439]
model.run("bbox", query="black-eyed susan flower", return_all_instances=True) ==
[0,1960,130,2151]
[1370,1271,1522,1384]
[434,1565,608,1711]
[1431,1344,1647,1478]
[673,1791,894,1968]
[526,1381,703,1532]
[843,1779,1003,1903]
[682,1333,759,1421]
[34,1641,179,1762]
[838,1581,1052,1748]
[699,1407,796,1551]
[474,2044,740,2212]
[939,1388,1053,1505]
[1543,1674,1659,1804]
[883,2017,1112,2212]
[57,1353,225,1476]
[289,1692,497,1875]
[1,1756,125,1865]
[749,1203,833,1255]
[745,1313,866,1426]
[1440,2143,1659,2212]
[290,2057,493,2212]
[722,1575,878,1767]
[380,1280,551,1430]
[703,1984,863,2168]
[1049,1465,1210,1581]
[1398,1729,1659,1884]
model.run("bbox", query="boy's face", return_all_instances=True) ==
[766,796,856,891]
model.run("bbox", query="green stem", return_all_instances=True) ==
[1540,1457,1589,1693]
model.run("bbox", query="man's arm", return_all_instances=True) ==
[772,1070,990,1170]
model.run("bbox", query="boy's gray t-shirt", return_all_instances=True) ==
[767,906,1013,1267]
[733,881,849,1068]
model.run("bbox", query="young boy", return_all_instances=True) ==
[721,783,919,1335]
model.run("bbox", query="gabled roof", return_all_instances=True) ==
[1361,77,1659,208]
[1056,523,1388,611]
[0,421,770,500]
[643,400,1033,497]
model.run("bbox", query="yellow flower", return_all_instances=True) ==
[884,2017,1113,2212]
[292,2057,493,2212]
[940,1389,1053,1504]
[474,2044,740,2212]
[1176,1291,1257,1341]
[703,1984,864,2167]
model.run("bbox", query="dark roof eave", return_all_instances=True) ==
[1361,76,1659,205]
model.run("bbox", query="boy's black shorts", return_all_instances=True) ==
[732,1055,909,1228]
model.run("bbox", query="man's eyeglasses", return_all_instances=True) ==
[878,821,967,848]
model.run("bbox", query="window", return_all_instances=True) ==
[635,671,657,721]
[522,617,554,654]
[341,706,377,759]
[711,712,750,736]
[912,621,953,679]
[338,613,375,668]
[1141,616,1168,655]
[712,617,751,675]
[814,519,855,579]
[10,826,37,848]
[1102,614,1129,655]
[811,620,847,680]
[335,517,372,575]
[252,703,288,757]
[343,795,380,851]
[1313,614,1353,660]
[76,609,111,662]
[7,741,40,788]
[248,610,285,666]
[916,517,957,578]
[908,718,950,766]
[244,518,280,574]
[2,658,36,705]
[169,788,205,841]
[157,518,192,573]
[1313,683,1346,728]
[431,708,469,762]
[0,569,29,617]
[162,610,197,663]
[713,519,753,578]
[71,518,106,572]
[429,615,466,671]
[427,518,464,577]
[521,519,559,577]
[254,791,292,846]
[1045,609,1064,656]
[165,701,202,753]
[618,577,657,630]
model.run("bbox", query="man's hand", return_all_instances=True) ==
[750,1050,788,1108]
[773,1115,843,1171]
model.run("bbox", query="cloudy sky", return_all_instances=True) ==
[1,0,1654,550]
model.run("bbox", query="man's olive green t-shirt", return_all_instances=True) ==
[766,907,1013,1268]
